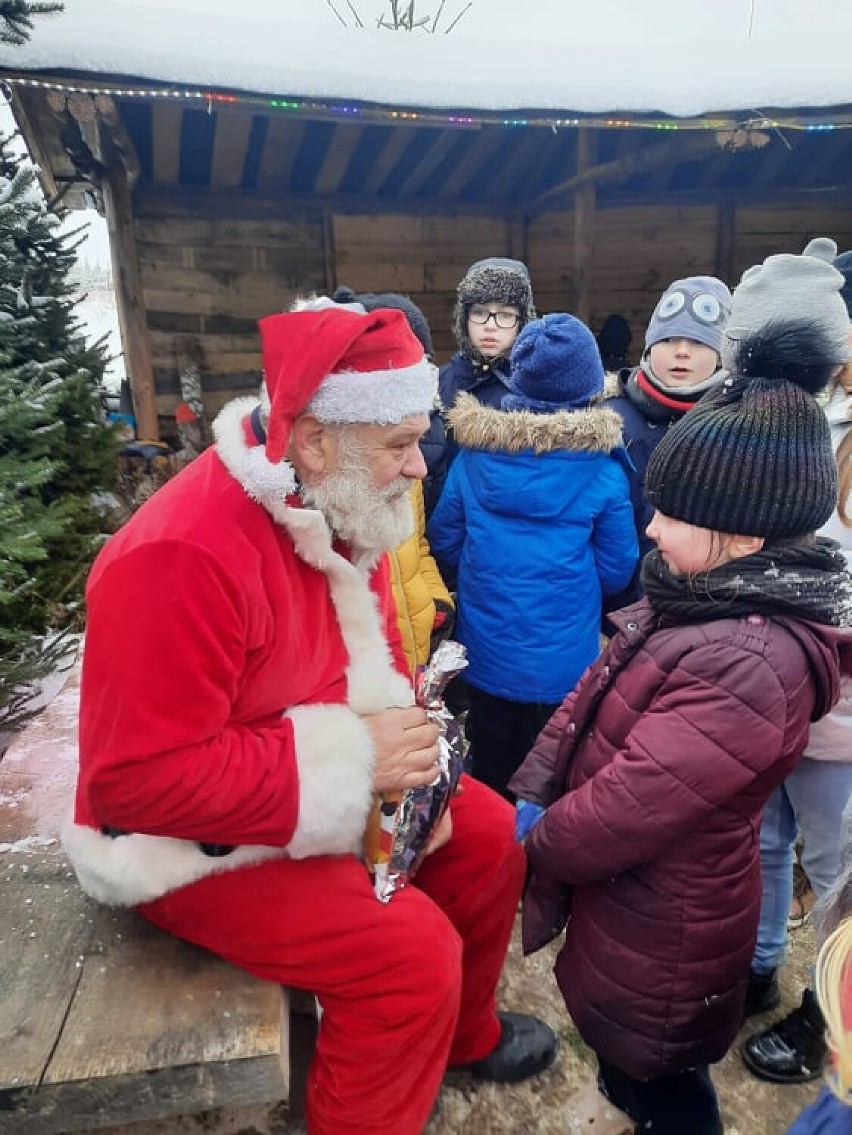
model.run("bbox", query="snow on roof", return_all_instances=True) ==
[0,0,850,120]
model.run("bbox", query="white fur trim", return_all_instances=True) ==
[213,397,297,501]
[61,808,285,907]
[307,358,437,425]
[285,704,375,858]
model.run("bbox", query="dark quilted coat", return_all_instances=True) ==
[509,601,848,1080]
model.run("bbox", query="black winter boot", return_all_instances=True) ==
[741,989,827,1083]
[463,1012,557,1084]
[743,967,780,1018]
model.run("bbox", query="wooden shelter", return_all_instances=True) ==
[2,31,851,443]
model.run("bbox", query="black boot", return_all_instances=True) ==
[741,989,827,1084]
[463,1012,557,1084]
[742,967,780,1018]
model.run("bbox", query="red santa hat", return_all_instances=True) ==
[259,303,437,464]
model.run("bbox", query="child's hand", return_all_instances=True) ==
[515,799,545,841]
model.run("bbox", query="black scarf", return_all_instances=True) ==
[641,538,852,628]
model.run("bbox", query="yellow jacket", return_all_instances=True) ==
[390,481,454,676]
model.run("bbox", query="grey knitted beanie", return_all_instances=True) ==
[645,321,839,540]
[833,249,852,319]
[721,237,850,372]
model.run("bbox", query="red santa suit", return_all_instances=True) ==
[63,308,525,1135]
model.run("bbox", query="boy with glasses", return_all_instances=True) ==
[439,257,537,419]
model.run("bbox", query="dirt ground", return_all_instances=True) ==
[96,914,820,1135]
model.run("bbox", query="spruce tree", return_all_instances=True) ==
[0,130,119,729]
[0,1,63,47]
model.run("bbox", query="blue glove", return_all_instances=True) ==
[515,799,545,841]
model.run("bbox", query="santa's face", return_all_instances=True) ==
[301,415,429,556]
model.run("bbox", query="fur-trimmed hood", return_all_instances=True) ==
[446,391,625,455]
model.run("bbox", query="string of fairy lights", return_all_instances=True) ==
[3,73,850,134]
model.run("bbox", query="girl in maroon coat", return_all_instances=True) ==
[511,240,852,1135]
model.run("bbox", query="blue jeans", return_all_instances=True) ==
[753,759,852,974]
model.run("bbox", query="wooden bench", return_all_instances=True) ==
[0,658,299,1135]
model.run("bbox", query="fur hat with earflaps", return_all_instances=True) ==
[452,257,536,363]
[645,239,848,542]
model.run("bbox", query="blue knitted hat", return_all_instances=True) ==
[503,313,604,413]
[645,276,732,355]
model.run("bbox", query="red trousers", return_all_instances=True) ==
[138,776,524,1135]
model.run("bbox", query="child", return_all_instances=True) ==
[439,256,536,416]
[786,804,852,1133]
[742,245,852,1083]
[605,276,732,613]
[428,313,638,799]
[331,285,454,673]
[510,241,852,1134]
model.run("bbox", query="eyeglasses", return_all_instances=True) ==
[468,306,521,330]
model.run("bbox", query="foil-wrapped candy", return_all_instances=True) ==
[364,640,468,902]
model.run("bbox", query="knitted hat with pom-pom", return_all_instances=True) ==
[721,237,849,373]
[645,322,838,540]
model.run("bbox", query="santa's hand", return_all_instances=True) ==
[364,707,440,792]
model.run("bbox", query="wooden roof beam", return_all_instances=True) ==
[257,118,307,192]
[484,129,552,205]
[396,130,464,198]
[751,136,796,188]
[361,124,421,194]
[98,119,159,443]
[151,102,183,185]
[314,123,366,195]
[525,131,722,216]
[7,85,61,201]
[210,106,254,188]
[437,126,507,200]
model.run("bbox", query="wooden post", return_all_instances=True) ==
[715,202,737,287]
[506,214,528,264]
[323,207,337,297]
[98,124,160,443]
[573,127,597,324]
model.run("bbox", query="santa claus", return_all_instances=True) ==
[63,298,556,1135]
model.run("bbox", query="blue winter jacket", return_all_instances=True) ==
[786,1087,852,1134]
[428,394,638,704]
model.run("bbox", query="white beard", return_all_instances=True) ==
[300,456,415,563]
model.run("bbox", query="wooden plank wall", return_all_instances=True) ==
[332,213,512,361]
[134,193,327,423]
[138,200,852,428]
[529,203,852,367]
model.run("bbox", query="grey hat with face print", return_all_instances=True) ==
[645,276,733,355]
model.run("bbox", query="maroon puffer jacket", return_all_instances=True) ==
[510,601,850,1080]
